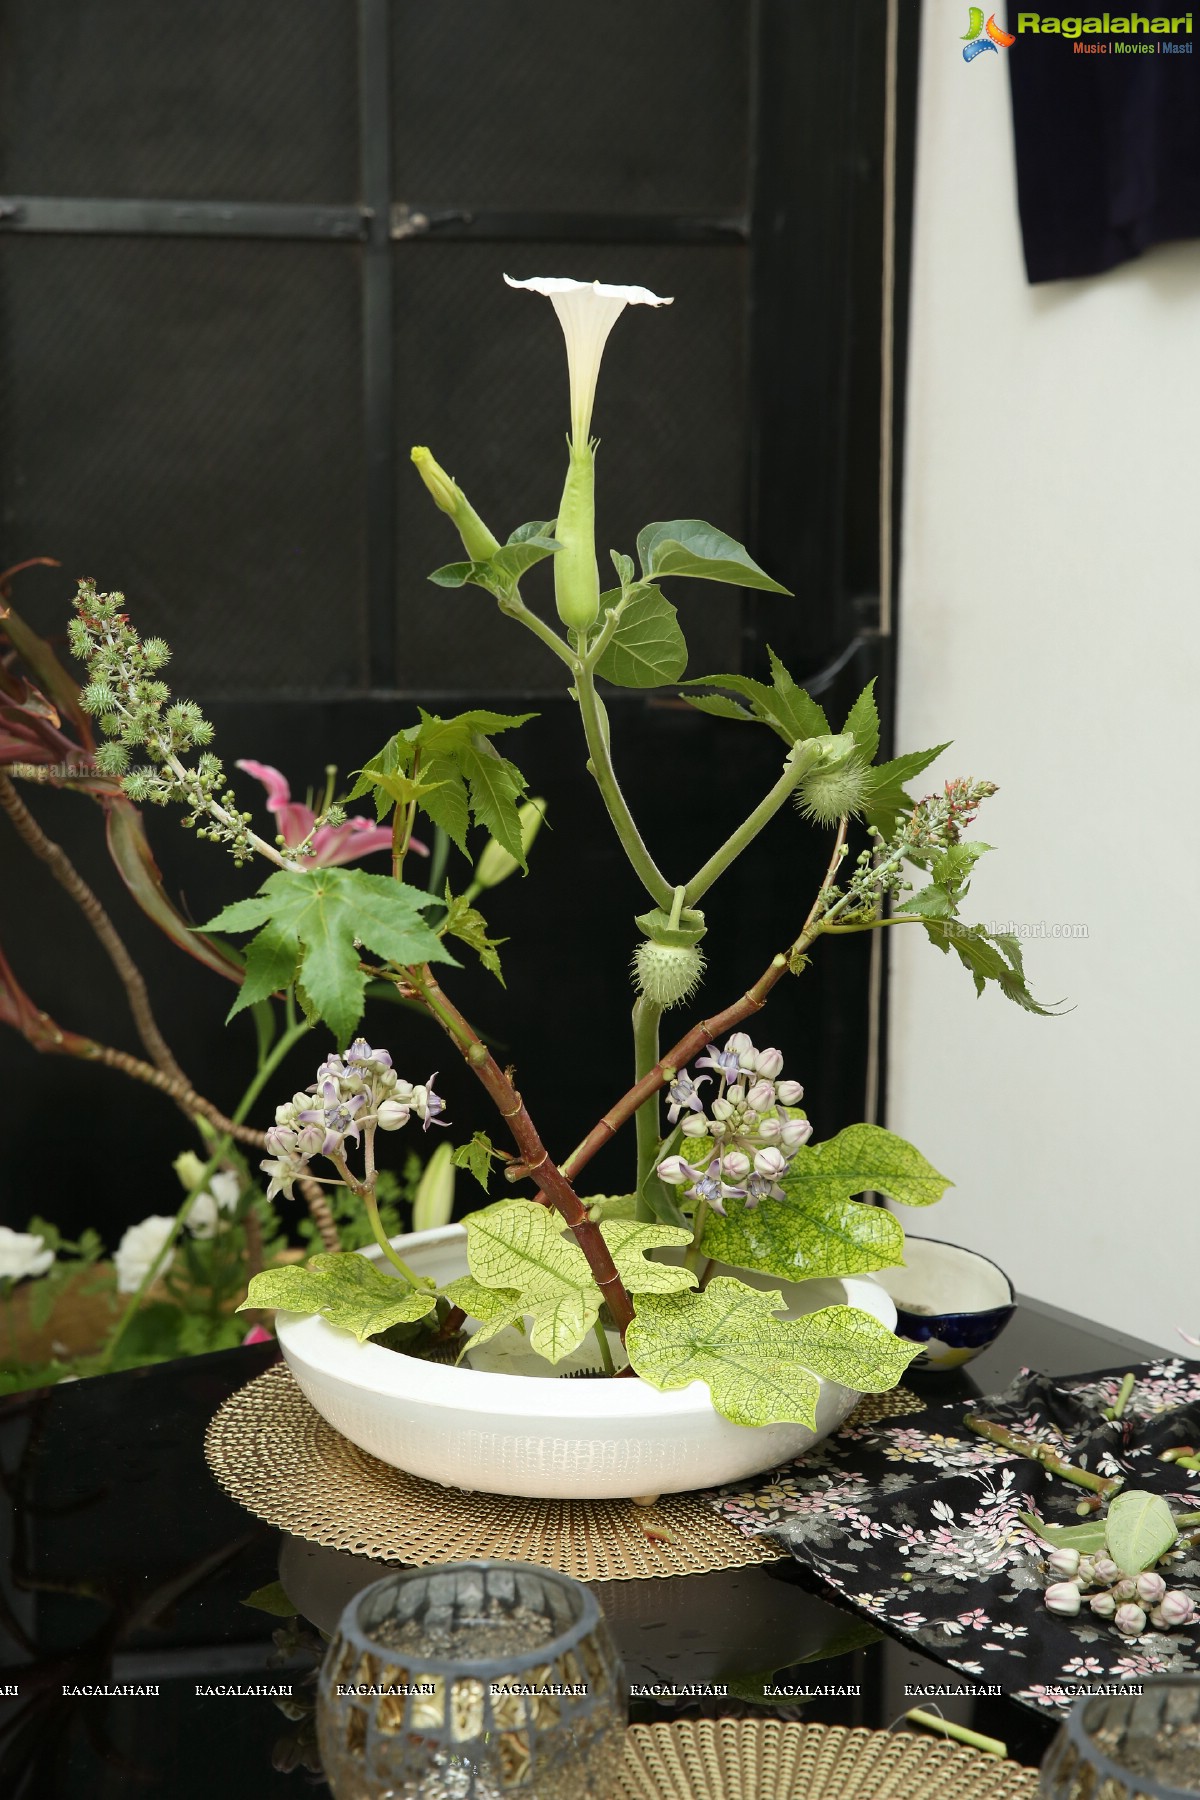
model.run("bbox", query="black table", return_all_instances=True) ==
[0,1298,1158,1797]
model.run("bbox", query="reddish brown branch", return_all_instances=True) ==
[412,968,635,1334]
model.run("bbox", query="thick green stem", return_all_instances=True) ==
[360,1188,424,1287]
[683,743,818,907]
[592,1319,616,1376]
[498,596,579,672]
[905,1712,1007,1760]
[632,995,663,1220]
[575,663,674,909]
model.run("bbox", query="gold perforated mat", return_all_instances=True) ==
[614,1721,1040,1800]
[204,1362,923,1582]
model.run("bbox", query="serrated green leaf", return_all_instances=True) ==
[203,868,455,1044]
[681,691,754,723]
[441,889,506,982]
[701,1193,906,1283]
[226,921,298,1022]
[895,882,958,921]
[861,743,951,835]
[682,647,829,749]
[921,919,1059,1016]
[1105,1489,1178,1574]
[781,1125,951,1210]
[419,753,471,853]
[457,738,527,865]
[637,520,791,594]
[450,1132,500,1192]
[842,680,880,765]
[204,892,276,933]
[239,1254,438,1343]
[625,1278,822,1427]
[594,584,687,689]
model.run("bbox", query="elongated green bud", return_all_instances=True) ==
[412,1141,456,1233]
[410,446,501,564]
[553,443,600,632]
[473,798,547,889]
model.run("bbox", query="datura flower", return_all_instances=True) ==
[504,275,673,633]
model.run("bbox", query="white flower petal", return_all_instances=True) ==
[505,274,673,442]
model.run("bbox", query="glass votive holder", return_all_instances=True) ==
[316,1560,627,1800]
[1040,1679,1200,1799]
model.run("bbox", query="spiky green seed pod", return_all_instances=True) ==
[796,734,870,825]
[631,938,706,1010]
[80,681,117,714]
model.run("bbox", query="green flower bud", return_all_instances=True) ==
[632,938,706,1010]
[473,799,547,889]
[795,733,870,825]
[410,446,501,565]
[173,1151,207,1192]
[553,443,600,632]
[412,1141,456,1233]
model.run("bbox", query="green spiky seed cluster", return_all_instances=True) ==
[70,580,260,864]
[631,939,706,1009]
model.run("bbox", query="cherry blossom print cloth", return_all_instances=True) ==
[705,1360,1200,1714]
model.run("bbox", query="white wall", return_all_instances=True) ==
[889,6,1200,1349]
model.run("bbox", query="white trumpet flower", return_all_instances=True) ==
[504,275,673,445]
[504,276,673,632]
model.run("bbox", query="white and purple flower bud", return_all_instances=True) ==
[755,1047,784,1080]
[1112,1578,1138,1603]
[376,1100,411,1132]
[745,1080,776,1115]
[295,1123,326,1157]
[1044,1581,1082,1616]
[274,1099,300,1128]
[726,1084,746,1107]
[1089,1591,1116,1618]
[721,1151,751,1181]
[775,1079,805,1107]
[711,1097,735,1123]
[265,1125,298,1156]
[1077,1556,1097,1586]
[725,1032,755,1062]
[1151,1592,1196,1628]
[756,1117,783,1142]
[1136,1572,1167,1606]
[1047,1548,1081,1579]
[779,1119,813,1151]
[753,1146,788,1181]
[1093,1557,1119,1584]
[680,1112,710,1138]
[656,1156,695,1186]
[1115,1603,1147,1638]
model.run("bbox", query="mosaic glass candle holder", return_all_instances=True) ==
[1040,1679,1200,1799]
[316,1560,627,1799]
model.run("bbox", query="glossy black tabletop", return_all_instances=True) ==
[0,1298,1159,1798]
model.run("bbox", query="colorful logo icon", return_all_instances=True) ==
[962,8,1016,58]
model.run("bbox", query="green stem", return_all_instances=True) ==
[575,663,674,909]
[905,1712,1007,1760]
[592,1319,616,1376]
[683,744,818,908]
[1107,1372,1136,1420]
[361,1189,424,1287]
[684,1201,710,1274]
[100,1016,312,1371]
[963,1415,1120,1494]
[632,996,664,1219]
[425,825,450,898]
[498,595,580,672]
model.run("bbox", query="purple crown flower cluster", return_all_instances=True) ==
[655,1032,812,1216]
[260,1038,446,1201]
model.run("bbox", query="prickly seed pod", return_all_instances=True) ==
[795,734,870,825]
[631,938,706,1010]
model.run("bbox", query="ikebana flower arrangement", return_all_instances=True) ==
[7,275,1050,1439]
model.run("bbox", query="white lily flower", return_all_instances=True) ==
[504,275,673,444]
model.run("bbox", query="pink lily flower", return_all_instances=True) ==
[236,760,427,867]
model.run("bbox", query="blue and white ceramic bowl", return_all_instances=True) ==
[873,1237,1016,1370]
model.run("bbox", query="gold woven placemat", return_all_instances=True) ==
[204,1363,923,1583]
[615,1721,1040,1800]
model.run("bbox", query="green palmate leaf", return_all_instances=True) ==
[842,680,881,766]
[594,584,687,688]
[239,1253,438,1343]
[203,868,455,1044]
[1105,1489,1178,1574]
[443,1274,526,1356]
[920,918,1059,1016]
[637,520,791,594]
[225,921,297,1022]
[455,736,527,864]
[681,647,830,747]
[781,1124,951,1210]
[860,743,950,835]
[700,1193,906,1284]
[441,889,506,982]
[627,1281,918,1428]
[348,710,535,866]
[451,1132,501,1192]
[1017,1511,1110,1556]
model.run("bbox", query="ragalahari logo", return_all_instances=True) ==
[962,8,1017,57]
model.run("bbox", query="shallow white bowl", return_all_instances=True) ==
[275,1225,898,1501]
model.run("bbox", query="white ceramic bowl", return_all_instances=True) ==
[275,1225,898,1501]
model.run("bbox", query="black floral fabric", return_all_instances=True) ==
[706,1359,1200,1714]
